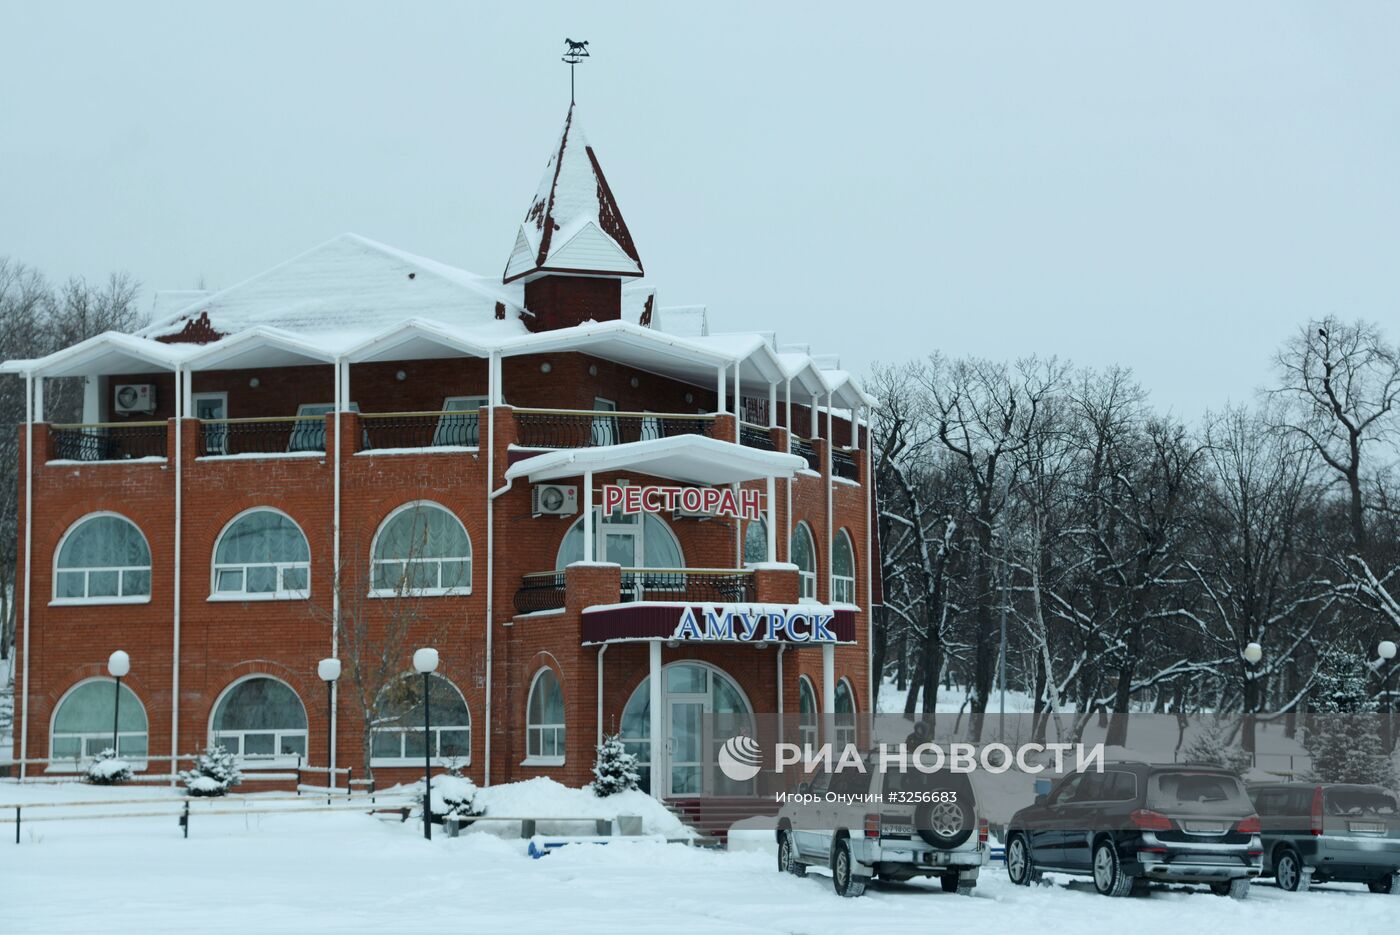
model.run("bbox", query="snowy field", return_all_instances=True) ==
[0,782,1395,935]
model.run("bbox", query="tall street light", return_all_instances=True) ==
[413,647,439,841]
[1241,643,1262,754]
[1378,641,1398,752]
[107,651,130,757]
[317,658,341,797]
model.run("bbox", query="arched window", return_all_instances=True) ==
[211,677,307,760]
[797,676,818,751]
[832,528,856,605]
[557,509,684,601]
[370,502,472,596]
[51,679,148,764]
[743,518,768,565]
[53,513,151,603]
[212,509,310,599]
[526,668,565,763]
[790,522,817,601]
[835,678,857,749]
[371,673,471,765]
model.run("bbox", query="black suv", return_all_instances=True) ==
[1247,782,1400,893]
[1005,763,1262,898]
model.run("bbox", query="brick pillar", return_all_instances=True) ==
[753,565,799,604]
[714,413,738,444]
[486,405,517,487]
[565,562,621,612]
[177,415,199,459]
[333,412,361,459]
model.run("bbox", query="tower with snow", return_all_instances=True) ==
[2,93,877,810]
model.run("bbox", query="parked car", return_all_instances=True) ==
[1247,781,1400,893]
[775,758,988,898]
[1004,762,1262,898]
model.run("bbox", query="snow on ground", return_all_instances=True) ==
[0,782,1394,934]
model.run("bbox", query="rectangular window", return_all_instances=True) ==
[435,397,486,447]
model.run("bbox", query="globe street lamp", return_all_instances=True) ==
[317,658,341,797]
[1379,641,1398,753]
[1242,642,1263,665]
[107,651,130,757]
[413,647,439,841]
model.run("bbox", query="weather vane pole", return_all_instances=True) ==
[562,38,589,105]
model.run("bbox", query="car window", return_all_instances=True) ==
[1102,771,1138,802]
[1048,775,1082,805]
[829,767,871,796]
[1072,772,1106,802]
[1149,771,1249,810]
[1327,788,1398,816]
[806,772,832,796]
[1253,789,1287,816]
[884,767,975,798]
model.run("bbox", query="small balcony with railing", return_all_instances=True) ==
[514,567,758,615]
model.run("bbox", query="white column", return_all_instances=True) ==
[766,476,776,562]
[733,361,741,421]
[716,366,726,414]
[330,358,342,790]
[822,642,836,746]
[784,378,792,442]
[648,641,663,797]
[81,377,101,423]
[596,645,608,747]
[776,645,786,746]
[18,375,33,778]
[733,482,741,565]
[181,368,193,417]
[583,469,594,562]
[810,393,818,438]
[768,382,777,428]
[170,366,184,784]
[33,377,43,423]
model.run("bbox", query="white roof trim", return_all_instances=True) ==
[1,331,193,377]
[505,434,805,486]
[342,318,496,363]
[183,327,341,371]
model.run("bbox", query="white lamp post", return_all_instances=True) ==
[1242,642,1263,665]
[317,658,341,796]
[413,648,439,840]
[106,651,130,757]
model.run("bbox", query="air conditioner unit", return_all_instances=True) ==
[114,384,157,415]
[673,505,714,521]
[532,484,578,517]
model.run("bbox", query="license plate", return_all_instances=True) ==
[1349,821,1385,833]
[1183,821,1227,834]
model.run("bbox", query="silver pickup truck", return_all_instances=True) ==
[775,759,988,897]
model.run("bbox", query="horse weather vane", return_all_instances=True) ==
[562,38,589,104]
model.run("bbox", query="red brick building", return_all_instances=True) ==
[4,104,877,799]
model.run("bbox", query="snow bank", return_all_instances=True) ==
[465,777,689,838]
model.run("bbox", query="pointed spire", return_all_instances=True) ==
[503,105,643,284]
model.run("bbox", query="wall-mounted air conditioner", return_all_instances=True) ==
[532,484,578,517]
[114,384,157,415]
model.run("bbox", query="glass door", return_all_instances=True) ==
[666,698,706,796]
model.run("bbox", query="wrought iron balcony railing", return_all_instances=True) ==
[198,416,326,457]
[360,411,481,450]
[619,568,755,604]
[514,571,567,614]
[48,422,167,462]
[739,422,776,451]
[789,437,820,472]
[832,447,860,482]
[514,409,716,449]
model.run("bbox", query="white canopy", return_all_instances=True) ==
[505,434,805,486]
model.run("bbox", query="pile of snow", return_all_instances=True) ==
[85,753,133,785]
[438,777,690,838]
[414,772,478,818]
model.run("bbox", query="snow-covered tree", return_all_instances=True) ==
[179,744,243,797]
[590,732,640,797]
[1303,647,1399,789]
[1180,719,1253,777]
[84,748,132,785]
[414,763,479,820]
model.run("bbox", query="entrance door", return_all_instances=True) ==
[666,698,707,796]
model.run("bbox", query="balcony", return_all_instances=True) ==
[48,422,167,462]
[514,567,757,615]
[514,409,716,449]
[738,422,776,451]
[832,447,860,481]
[360,410,481,450]
[789,437,819,472]
[197,417,327,457]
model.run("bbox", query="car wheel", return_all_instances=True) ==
[1006,835,1037,886]
[777,831,806,877]
[1275,849,1309,892]
[1367,872,1399,894]
[1211,878,1251,900]
[914,799,974,849]
[1092,839,1134,897]
[832,839,866,898]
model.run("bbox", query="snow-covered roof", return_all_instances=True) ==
[140,233,526,343]
[506,434,805,486]
[503,105,643,284]
[653,305,708,338]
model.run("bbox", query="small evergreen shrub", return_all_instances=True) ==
[179,744,243,797]
[85,748,133,785]
[590,732,640,797]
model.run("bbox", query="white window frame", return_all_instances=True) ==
[209,507,311,601]
[831,528,856,606]
[797,676,818,752]
[791,521,817,603]
[288,402,359,453]
[192,391,230,455]
[591,397,618,446]
[47,677,150,773]
[524,668,566,766]
[208,675,308,767]
[370,674,472,767]
[434,396,486,447]
[368,501,473,598]
[834,678,857,750]
[51,511,153,606]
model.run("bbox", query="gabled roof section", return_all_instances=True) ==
[140,233,525,343]
[503,105,643,284]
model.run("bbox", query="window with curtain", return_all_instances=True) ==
[212,677,307,759]
[798,677,818,751]
[51,680,148,763]
[835,679,857,749]
[371,673,471,764]
[743,519,768,565]
[526,668,565,761]
[212,510,310,598]
[791,522,817,601]
[832,528,855,604]
[370,502,472,595]
[54,514,151,602]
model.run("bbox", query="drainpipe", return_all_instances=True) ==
[784,379,792,560]
[776,644,786,747]
[596,644,609,746]
[825,395,834,603]
[861,405,873,698]
[330,357,343,790]
[171,366,186,785]
[18,373,32,779]
[484,350,500,786]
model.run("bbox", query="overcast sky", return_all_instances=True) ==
[2,2,1396,418]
